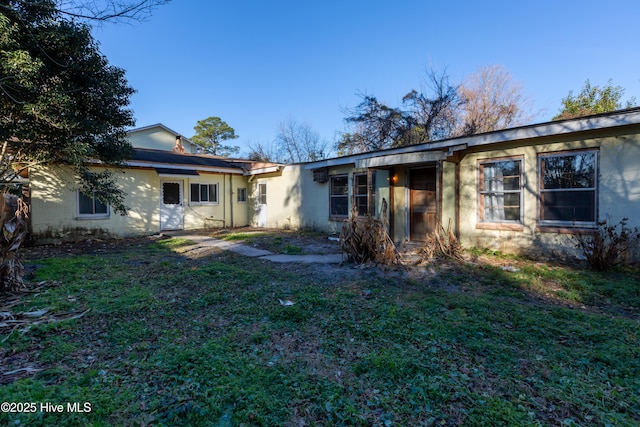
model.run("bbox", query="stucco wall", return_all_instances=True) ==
[183,173,249,229]
[455,130,640,259]
[30,166,251,242]
[30,166,161,241]
[250,165,390,235]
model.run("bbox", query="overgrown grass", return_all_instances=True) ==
[1,238,639,426]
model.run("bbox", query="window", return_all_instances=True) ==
[354,173,376,216]
[190,183,218,204]
[539,150,597,226]
[330,175,348,217]
[237,187,247,203]
[478,158,522,223]
[258,183,267,205]
[77,191,109,217]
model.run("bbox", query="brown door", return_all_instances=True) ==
[409,167,436,241]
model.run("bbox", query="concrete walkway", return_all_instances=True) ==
[164,232,344,264]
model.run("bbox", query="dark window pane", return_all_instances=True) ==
[209,185,217,203]
[542,153,595,189]
[78,192,94,214]
[94,199,108,214]
[163,183,181,205]
[200,185,209,202]
[542,190,595,222]
[331,197,348,216]
[190,184,199,202]
[331,176,348,195]
[237,188,246,202]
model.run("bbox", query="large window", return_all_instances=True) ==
[538,150,597,226]
[77,191,109,218]
[330,175,348,217]
[354,173,376,217]
[190,183,218,204]
[478,158,522,223]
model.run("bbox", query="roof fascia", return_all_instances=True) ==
[125,161,244,175]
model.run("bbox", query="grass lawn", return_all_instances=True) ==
[1,236,639,426]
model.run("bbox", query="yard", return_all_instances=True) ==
[1,231,639,426]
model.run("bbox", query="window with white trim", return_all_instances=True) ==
[538,150,598,226]
[77,191,109,218]
[258,183,267,205]
[478,158,522,223]
[354,172,376,217]
[330,175,348,217]
[237,187,247,203]
[190,183,218,204]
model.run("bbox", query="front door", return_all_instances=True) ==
[409,167,437,241]
[160,181,184,231]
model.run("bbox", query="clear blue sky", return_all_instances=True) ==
[92,0,640,156]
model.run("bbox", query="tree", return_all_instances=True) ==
[274,117,328,163]
[339,65,534,154]
[249,118,327,163]
[0,0,167,291]
[553,79,637,120]
[191,116,240,157]
[456,65,534,135]
[341,95,414,154]
[52,0,171,22]
[402,68,462,141]
[340,69,461,154]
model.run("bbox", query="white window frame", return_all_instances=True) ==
[258,183,267,205]
[76,190,110,219]
[190,183,219,205]
[237,187,247,203]
[538,149,598,228]
[330,174,349,218]
[477,157,523,225]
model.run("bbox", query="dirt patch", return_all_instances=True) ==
[21,234,170,261]
[206,227,342,255]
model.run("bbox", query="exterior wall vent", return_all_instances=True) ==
[313,168,328,183]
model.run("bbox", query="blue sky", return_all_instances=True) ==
[92,0,640,155]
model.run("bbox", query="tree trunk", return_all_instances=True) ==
[0,194,29,292]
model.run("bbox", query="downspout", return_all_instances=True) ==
[229,173,234,228]
[222,173,226,228]
[455,161,460,238]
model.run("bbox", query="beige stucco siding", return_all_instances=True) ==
[30,166,251,242]
[249,165,390,234]
[250,165,340,232]
[30,166,161,240]
[441,161,457,233]
[455,131,640,257]
[183,173,250,229]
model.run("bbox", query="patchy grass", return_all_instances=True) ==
[1,238,639,426]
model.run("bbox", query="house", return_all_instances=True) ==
[28,124,280,242]
[248,108,640,260]
[127,124,202,154]
[28,109,640,260]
